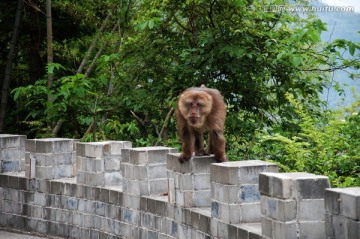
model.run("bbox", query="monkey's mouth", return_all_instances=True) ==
[188,117,200,124]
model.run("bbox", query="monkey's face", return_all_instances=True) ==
[179,91,213,128]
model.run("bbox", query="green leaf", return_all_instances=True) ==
[349,43,356,56]
[292,56,302,67]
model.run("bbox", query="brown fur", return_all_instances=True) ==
[176,87,227,163]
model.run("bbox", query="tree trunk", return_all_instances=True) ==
[0,0,24,133]
[46,0,53,90]
[77,11,113,74]
[46,0,54,132]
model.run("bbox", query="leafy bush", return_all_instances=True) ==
[248,93,360,187]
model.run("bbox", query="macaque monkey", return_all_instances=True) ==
[176,87,226,163]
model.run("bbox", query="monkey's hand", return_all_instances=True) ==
[178,154,191,164]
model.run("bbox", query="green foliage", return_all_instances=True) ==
[250,94,360,187]
[5,0,360,185]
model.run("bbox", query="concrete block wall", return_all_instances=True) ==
[25,138,77,179]
[210,160,279,224]
[0,134,359,239]
[0,134,26,173]
[325,187,360,239]
[76,141,132,187]
[167,153,217,207]
[122,147,178,196]
[259,172,330,239]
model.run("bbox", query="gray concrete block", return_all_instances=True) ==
[93,158,104,173]
[32,153,54,166]
[239,202,262,223]
[105,171,122,186]
[210,160,279,185]
[298,199,325,221]
[326,187,360,220]
[1,147,25,160]
[35,166,54,179]
[240,184,261,203]
[34,138,73,154]
[103,141,132,155]
[260,172,330,200]
[325,213,347,239]
[261,195,297,222]
[1,160,20,172]
[273,221,298,239]
[149,179,168,195]
[77,171,86,184]
[261,216,273,239]
[0,134,26,148]
[193,190,211,207]
[105,157,121,171]
[129,147,177,165]
[167,153,217,174]
[193,173,211,190]
[174,172,194,191]
[26,139,36,152]
[148,163,167,179]
[121,148,131,163]
[54,164,74,179]
[87,172,105,186]
[53,152,73,165]
[348,219,360,239]
[298,221,325,239]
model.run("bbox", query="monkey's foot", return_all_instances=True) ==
[178,154,191,164]
[215,155,227,163]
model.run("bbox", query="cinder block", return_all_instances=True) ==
[127,147,178,165]
[149,179,168,195]
[87,172,105,186]
[325,213,347,239]
[0,134,26,148]
[298,221,325,239]
[104,141,132,155]
[0,135,26,173]
[193,173,211,190]
[298,199,325,221]
[105,157,121,171]
[261,216,273,238]
[32,138,73,154]
[123,147,176,196]
[1,147,25,160]
[148,163,167,179]
[174,172,194,191]
[104,171,122,186]
[348,219,360,239]
[54,165,74,179]
[210,160,279,185]
[35,166,54,180]
[325,187,360,220]
[259,172,330,199]
[167,153,216,174]
[261,195,297,222]
[1,160,20,172]
[53,153,73,165]
[273,221,298,239]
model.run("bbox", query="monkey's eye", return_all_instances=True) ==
[197,102,204,107]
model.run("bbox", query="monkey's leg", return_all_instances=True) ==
[209,131,227,162]
[194,130,208,156]
[179,128,195,164]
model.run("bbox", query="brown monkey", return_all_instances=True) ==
[176,87,226,163]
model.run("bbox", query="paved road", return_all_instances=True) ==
[0,230,48,239]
